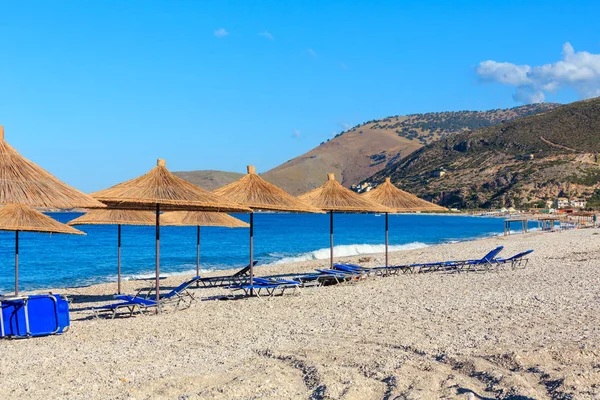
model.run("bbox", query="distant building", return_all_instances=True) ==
[545,200,554,209]
[555,198,569,209]
[432,168,446,178]
[350,182,373,193]
[515,154,535,161]
[569,198,586,209]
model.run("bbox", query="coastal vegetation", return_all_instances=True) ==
[367,98,600,209]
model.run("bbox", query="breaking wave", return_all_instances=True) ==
[271,242,429,264]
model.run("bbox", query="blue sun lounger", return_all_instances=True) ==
[333,263,373,276]
[452,246,507,272]
[197,261,258,287]
[227,277,301,298]
[91,298,148,319]
[1,294,70,338]
[92,276,201,318]
[314,268,363,283]
[491,249,533,269]
[378,246,505,275]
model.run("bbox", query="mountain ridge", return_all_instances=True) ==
[367,97,600,208]
[176,103,560,193]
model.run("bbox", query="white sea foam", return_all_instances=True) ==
[123,267,218,281]
[271,242,429,264]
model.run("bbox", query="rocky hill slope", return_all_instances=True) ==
[176,103,559,193]
[173,170,243,191]
[368,98,600,209]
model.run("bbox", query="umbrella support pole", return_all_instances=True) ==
[15,231,19,295]
[155,204,160,310]
[249,212,254,294]
[196,225,200,286]
[117,224,122,294]
[330,211,334,269]
[385,213,389,268]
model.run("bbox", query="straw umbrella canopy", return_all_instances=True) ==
[68,209,157,294]
[362,177,448,267]
[91,159,251,302]
[298,173,393,268]
[160,211,249,279]
[0,203,85,295]
[213,165,322,286]
[0,126,105,209]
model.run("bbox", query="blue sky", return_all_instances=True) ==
[1,1,599,192]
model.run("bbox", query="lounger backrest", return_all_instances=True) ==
[164,277,199,299]
[333,265,355,272]
[480,246,504,262]
[232,261,258,277]
[252,278,274,285]
[506,249,534,261]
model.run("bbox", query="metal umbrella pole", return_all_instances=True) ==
[329,211,334,268]
[117,224,122,294]
[196,225,201,278]
[155,204,160,305]
[249,211,254,290]
[15,231,19,295]
[385,212,389,268]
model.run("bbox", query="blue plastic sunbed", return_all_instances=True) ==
[491,249,533,269]
[379,246,504,275]
[333,263,373,276]
[91,298,147,319]
[227,277,302,298]
[92,276,201,318]
[197,261,258,287]
[227,281,280,298]
[120,276,200,305]
[314,268,362,284]
[1,294,70,338]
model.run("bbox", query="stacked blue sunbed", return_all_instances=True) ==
[1,294,70,338]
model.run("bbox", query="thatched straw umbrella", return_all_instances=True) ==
[0,126,105,209]
[362,177,448,267]
[160,211,249,279]
[68,209,157,294]
[298,173,393,268]
[91,159,251,302]
[213,165,322,286]
[0,203,85,294]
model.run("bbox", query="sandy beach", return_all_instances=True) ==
[2,228,599,399]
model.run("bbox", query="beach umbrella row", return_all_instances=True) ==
[90,159,251,303]
[0,124,448,295]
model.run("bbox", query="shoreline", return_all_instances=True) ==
[4,228,599,398]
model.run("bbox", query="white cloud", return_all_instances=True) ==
[214,28,229,38]
[292,129,301,139]
[340,122,351,131]
[259,31,274,40]
[476,43,600,103]
[307,48,317,57]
